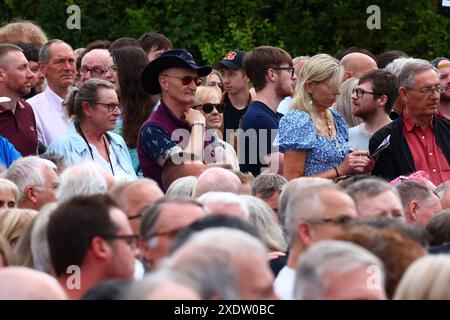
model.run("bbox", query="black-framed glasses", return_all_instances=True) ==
[406,85,445,95]
[352,87,382,99]
[163,74,202,86]
[272,66,295,77]
[305,215,353,226]
[102,234,140,248]
[193,103,225,114]
[96,102,120,112]
[79,66,107,77]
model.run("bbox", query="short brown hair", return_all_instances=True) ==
[243,46,292,92]
[359,69,398,114]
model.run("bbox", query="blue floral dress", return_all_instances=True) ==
[279,108,350,176]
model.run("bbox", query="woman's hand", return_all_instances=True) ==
[338,150,371,175]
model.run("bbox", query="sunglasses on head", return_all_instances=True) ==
[193,103,225,114]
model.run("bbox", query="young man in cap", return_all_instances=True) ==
[214,50,251,141]
[138,49,212,189]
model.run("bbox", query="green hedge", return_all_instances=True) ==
[1,0,449,64]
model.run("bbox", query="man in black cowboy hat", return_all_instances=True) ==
[137,49,212,189]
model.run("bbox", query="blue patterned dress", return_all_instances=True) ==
[279,108,350,176]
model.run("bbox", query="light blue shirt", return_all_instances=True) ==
[48,123,136,180]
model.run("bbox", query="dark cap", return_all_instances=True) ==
[140,49,212,95]
[214,50,246,70]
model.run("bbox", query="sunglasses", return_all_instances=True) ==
[163,74,202,86]
[193,103,225,114]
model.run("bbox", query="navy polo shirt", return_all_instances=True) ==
[239,101,283,176]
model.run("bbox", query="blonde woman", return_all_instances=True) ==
[394,255,450,300]
[334,77,363,128]
[279,54,370,181]
[193,86,239,170]
[0,208,37,247]
[0,178,19,213]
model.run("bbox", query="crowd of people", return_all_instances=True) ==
[1,19,450,300]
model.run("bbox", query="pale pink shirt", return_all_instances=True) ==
[27,86,69,146]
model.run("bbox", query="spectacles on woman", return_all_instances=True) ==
[193,103,225,114]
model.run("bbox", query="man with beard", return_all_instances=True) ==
[0,44,37,156]
[370,60,450,185]
[349,70,397,152]
[27,40,76,147]
[239,46,297,176]
[434,58,450,119]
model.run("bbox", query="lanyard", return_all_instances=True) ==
[75,123,115,176]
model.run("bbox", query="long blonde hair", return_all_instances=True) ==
[291,54,344,134]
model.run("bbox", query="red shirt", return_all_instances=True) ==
[402,111,450,185]
[0,99,38,156]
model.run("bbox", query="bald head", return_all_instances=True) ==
[193,168,241,198]
[80,49,110,83]
[341,52,378,79]
[0,267,67,299]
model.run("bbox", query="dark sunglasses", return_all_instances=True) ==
[193,103,225,114]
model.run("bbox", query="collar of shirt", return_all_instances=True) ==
[45,86,64,112]
[0,100,25,113]
[403,109,434,132]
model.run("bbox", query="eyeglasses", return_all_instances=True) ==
[272,66,295,77]
[163,74,202,86]
[352,87,382,99]
[96,102,120,112]
[406,85,445,95]
[102,234,140,248]
[79,66,107,77]
[106,65,118,73]
[305,215,353,225]
[193,103,225,114]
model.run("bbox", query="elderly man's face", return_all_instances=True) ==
[402,69,441,119]
[355,190,404,220]
[34,166,59,210]
[307,189,358,242]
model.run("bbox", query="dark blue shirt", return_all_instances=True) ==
[239,101,283,176]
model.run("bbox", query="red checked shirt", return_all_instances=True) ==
[402,111,450,185]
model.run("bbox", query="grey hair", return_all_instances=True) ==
[166,176,198,198]
[31,203,56,274]
[334,77,363,128]
[140,196,204,241]
[242,195,287,252]
[384,57,415,77]
[294,240,385,300]
[65,78,114,123]
[1,156,56,204]
[398,59,438,89]
[56,163,108,203]
[395,181,435,209]
[161,247,240,300]
[39,39,72,64]
[197,191,249,219]
[284,184,341,244]
[121,269,200,300]
[279,177,334,235]
[164,227,266,299]
[346,178,400,203]
[251,173,287,198]
[293,56,310,64]
[435,181,450,199]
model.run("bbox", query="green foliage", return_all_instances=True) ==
[0,0,449,63]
